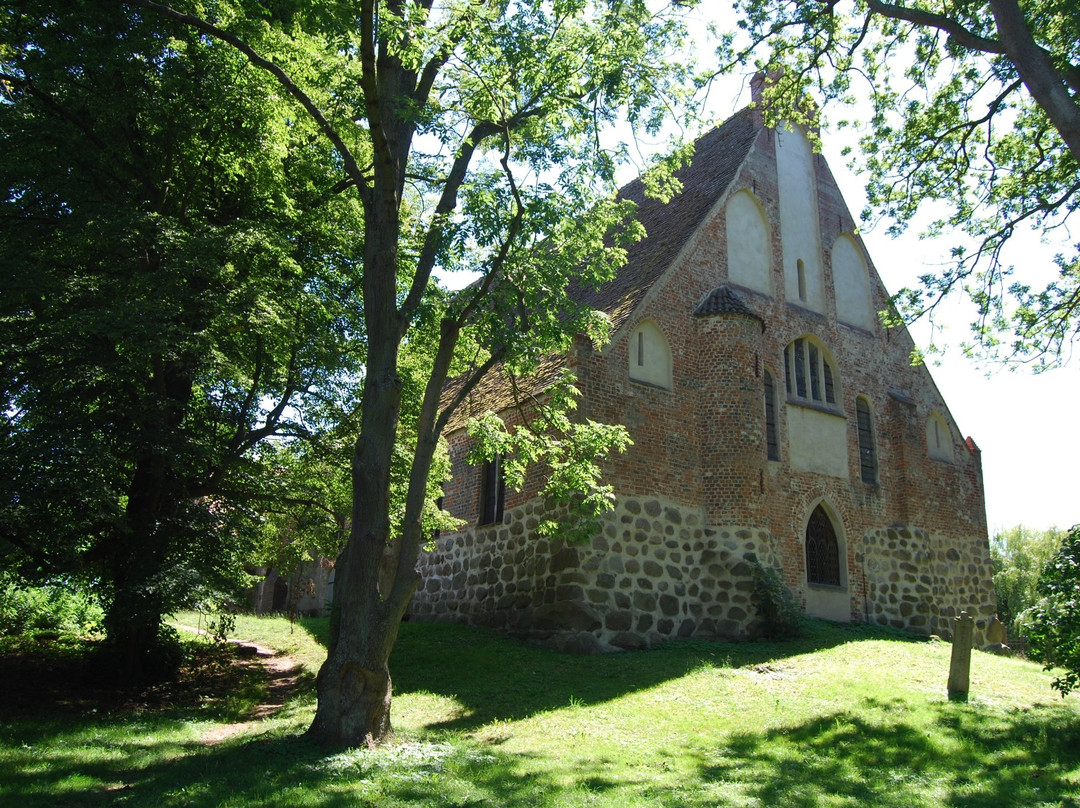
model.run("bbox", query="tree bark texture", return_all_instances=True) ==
[102,360,191,684]
[308,613,396,747]
[988,0,1080,163]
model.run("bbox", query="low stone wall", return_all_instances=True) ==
[411,495,778,651]
[860,526,996,645]
[411,498,997,651]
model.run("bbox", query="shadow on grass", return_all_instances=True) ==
[0,717,622,808]
[382,618,924,732]
[4,694,1077,808]
[672,698,1080,808]
[2,620,1077,808]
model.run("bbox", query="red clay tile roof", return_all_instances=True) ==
[693,284,763,322]
[443,353,572,432]
[572,107,759,332]
[443,108,761,431]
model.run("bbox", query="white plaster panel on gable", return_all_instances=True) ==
[832,234,874,329]
[926,411,954,462]
[726,189,771,295]
[776,125,824,312]
[788,405,849,478]
[628,320,673,389]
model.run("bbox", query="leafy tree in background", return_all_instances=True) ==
[990,525,1065,635]
[1025,525,1080,696]
[716,1,1080,366]
[0,2,363,682]
[133,0,700,746]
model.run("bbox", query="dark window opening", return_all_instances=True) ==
[785,337,837,407]
[793,338,807,398]
[856,398,877,484]
[805,505,840,586]
[764,370,779,461]
[479,457,505,526]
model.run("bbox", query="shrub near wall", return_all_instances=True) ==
[0,575,103,637]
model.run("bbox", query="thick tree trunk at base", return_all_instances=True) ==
[308,653,393,747]
[102,585,175,685]
[102,519,175,685]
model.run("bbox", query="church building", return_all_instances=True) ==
[410,81,998,651]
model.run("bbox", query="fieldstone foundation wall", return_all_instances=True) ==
[861,526,996,646]
[411,494,781,652]
[412,498,997,651]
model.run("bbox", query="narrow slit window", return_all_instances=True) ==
[479,456,505,526]
[856,398,877,484]
[797,258,807,301]
[764,371,779,461]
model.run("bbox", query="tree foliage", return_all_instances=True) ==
[716,1,1080,366]
[130,0,702,745]
[1025,524,1080,696]
[990,524,1065,636]
[0,1,363,680]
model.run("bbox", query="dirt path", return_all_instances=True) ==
[175,625,304,744]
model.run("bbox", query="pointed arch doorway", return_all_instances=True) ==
[803,502,851,622]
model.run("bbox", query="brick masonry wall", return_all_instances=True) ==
[414,115,997,648]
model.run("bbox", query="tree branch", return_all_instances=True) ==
[865,1,1003,55]
[397,120,500,321]
[987,0,1080,163]
[122,0,372,203]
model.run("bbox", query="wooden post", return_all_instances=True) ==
[947,609,975,700]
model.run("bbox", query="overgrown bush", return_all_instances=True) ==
[1025,524,1080,696]
[0,575,103,637]
[746,554,803,640]
[991,525,1065,638]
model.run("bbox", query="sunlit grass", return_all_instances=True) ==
[2,617,1078,807]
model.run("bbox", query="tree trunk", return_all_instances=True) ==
[308,609,397,746]
[102,569,170,684]
[306,19,424,744]
[988,0,1080,163]
[307,239,406,745]
[102,360,191,684]
[102,491,175,684]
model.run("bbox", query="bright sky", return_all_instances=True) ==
[827,153,1080,536]
[682,8,1080,536]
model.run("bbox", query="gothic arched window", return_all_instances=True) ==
[805,505,840,586]
[784,336,837,407]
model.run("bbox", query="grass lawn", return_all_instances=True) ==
[2,616,1077,807]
